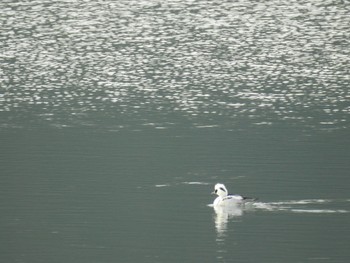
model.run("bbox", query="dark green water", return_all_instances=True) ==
[1,0,350,262]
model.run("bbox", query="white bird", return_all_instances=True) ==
[212,183,256,207]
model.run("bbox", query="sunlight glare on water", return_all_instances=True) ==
[1,0,349,132]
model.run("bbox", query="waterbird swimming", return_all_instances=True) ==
[212,183,256,207]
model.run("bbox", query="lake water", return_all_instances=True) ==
[1,0,350,262]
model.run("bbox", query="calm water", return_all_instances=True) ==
[1,0,350,262]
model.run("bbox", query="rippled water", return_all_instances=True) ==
[1,1,350,263]
[1,0,349,131]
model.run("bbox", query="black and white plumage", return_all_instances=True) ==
[212,183,255,207]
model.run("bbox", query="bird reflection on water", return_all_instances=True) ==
[213,203,244,236]
[211,199,249,263]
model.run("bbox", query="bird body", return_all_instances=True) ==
[212,183,255,207]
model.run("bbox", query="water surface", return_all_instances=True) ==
[1,0,350,262]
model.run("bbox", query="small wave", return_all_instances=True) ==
[153,181,209,188]
[252,199,349,214]
[252,202,276,211]
[182,181,210,185]
[154,184,170,188]
[269,199,331,205]
[290,209,348,214]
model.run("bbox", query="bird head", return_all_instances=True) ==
[212,183,228,197]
